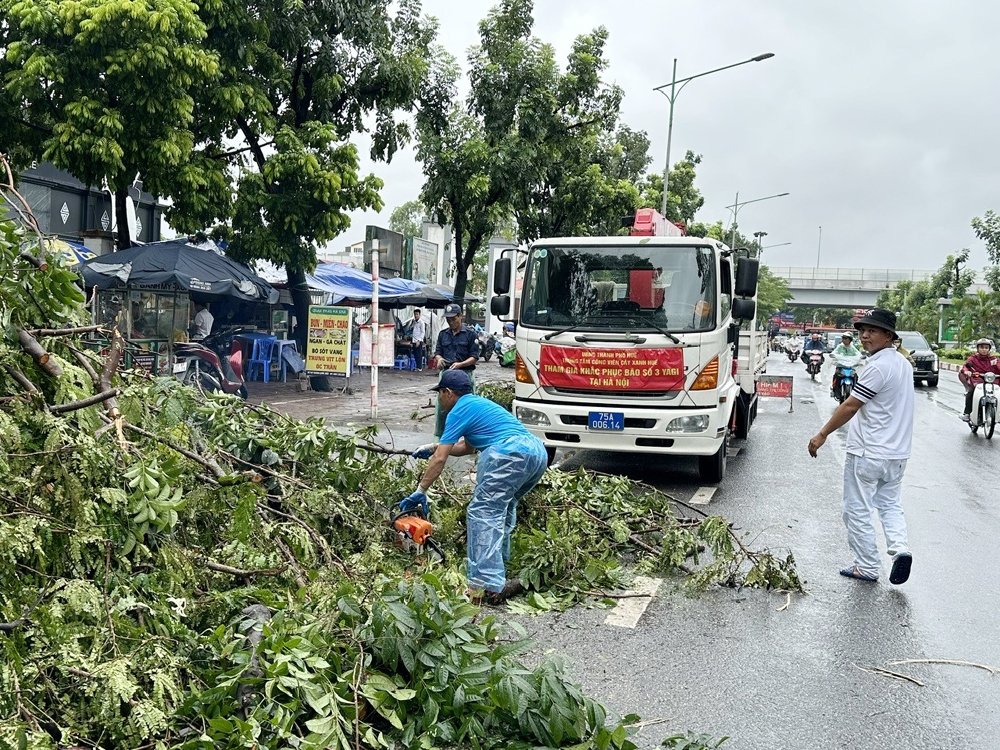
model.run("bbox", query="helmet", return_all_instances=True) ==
[975,338,994,349]
[841,332,853,340]
[504,322,514,332]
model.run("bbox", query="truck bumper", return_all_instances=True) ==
[513,398,730,457]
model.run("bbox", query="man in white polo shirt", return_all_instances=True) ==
[807,308,914,585]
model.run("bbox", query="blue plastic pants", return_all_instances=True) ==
[466,435,548,593]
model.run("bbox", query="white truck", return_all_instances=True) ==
[490,208,768,483]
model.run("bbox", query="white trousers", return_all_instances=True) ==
[842,454,909,578]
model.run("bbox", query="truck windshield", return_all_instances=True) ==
[520,244,717,332]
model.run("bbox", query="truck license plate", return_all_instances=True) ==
[588,411,624,431]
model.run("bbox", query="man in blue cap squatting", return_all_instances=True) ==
[430,303,479,438]
[400,369,548,604]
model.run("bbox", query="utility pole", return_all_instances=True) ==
[816,226,822,268]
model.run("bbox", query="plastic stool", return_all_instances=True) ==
[408,355,417,370]
[394,356,408,370]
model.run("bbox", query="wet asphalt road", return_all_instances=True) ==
[521,353,1000,750]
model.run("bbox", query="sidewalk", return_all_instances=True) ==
[245,361,516,448]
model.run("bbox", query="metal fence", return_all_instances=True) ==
[769,267,937,290]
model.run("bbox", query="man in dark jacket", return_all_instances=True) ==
[959,338,1000,421]
[431,303,479,437]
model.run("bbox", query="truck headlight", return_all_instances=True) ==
[665,415,710,433]
[515,406,550,426]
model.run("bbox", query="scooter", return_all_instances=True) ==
[967,372,998,439]
[831,354,862,403]
[804,350,824,381]
[173,328,250,399]
[479,331,498,362]
[786,343,801,363]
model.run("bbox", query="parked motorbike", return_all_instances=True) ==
[478,331,498,362]
[967,372,998,439]
[831,354,862,403]
[804,350,824,381]
[497,336,517,368]
[173,328,250,399]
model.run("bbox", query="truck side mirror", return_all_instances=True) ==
[491,296,511,316]
[493,258,511,295]
[734,257,760,298]
[732,297,756,322]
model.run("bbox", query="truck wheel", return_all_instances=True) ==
[698,439,728,484]
[545,446,557,466]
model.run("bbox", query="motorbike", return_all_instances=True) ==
[967,372,998,439]
[173,327,250,399]
[804,349,824,381]
[478,331,498,361]
[786,342,801,363]
[497,336,517,368]
[831,354,862,403]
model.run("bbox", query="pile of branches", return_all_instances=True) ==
[0,169,796,749]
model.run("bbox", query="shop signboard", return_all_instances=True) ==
[305,305,352,375]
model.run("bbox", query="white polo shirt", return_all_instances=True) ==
[845,346,914,459]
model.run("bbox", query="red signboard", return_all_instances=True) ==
[538,345,685,390]
[758,375,793,398]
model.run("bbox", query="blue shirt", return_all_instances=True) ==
[441,394,539,452]
[435,325,479,369]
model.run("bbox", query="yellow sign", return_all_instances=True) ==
[306,306,352,375]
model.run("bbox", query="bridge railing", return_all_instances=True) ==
[768,267,936,290]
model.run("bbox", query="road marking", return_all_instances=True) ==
[604,576,661,629]
[689,486,717,505]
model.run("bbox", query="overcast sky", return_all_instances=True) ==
[343,0,1000,274]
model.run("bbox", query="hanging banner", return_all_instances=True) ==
[359,324,395,367]
[306,305,352,375]
[538,345,685,390]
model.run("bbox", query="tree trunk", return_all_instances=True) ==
[114,187,133,250]
[451,214,467,303]
[287,266,333,392]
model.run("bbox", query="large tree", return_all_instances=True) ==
[159,0,438,360]
[0,0,220,248]
[639,150,706,226]
[416,0,627,301]
[972,210,1000,290]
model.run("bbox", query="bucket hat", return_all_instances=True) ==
[853,308,896,335]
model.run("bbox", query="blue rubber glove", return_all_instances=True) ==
[398,491,429,517]
[411,443,436,460]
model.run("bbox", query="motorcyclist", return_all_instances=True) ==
[785,333,803,353]
[830,333,862,394]
[801,332,825,364]
[958,338,1000,421]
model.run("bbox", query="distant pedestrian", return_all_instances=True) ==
[191,301,213,340]
[807,308,914,585]
[410,308,427,371]
[431,303,479,438]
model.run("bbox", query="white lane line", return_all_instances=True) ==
[604,576,662,629]
[689,486,717,505]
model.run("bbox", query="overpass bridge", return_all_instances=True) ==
[768,267,934,307]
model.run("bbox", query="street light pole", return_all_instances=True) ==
[816,226,822,268]
[655,52,775,217]
[753,231,768,258]
[724,191,789,249]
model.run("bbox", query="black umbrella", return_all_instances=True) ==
[78,239,279,303]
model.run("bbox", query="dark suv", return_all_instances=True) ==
[896,330,939,386]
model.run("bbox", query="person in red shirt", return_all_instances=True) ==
[958,338,1000,421]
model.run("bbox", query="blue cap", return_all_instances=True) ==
[443,303,462,318]
[431,369,473,393]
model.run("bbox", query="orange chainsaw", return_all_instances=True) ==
[389,507,445,561]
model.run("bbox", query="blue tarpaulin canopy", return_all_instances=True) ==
[306,263,461,309]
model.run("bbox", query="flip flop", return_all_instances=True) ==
[840,566,878,582]
[890,553,912,585]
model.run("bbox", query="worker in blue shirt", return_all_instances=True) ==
[431,303,479,438]
[400,369,548,605]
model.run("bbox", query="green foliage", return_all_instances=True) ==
[755,266,792,327]
[639,151,707,226]
[662,731,730,749]
[388,199,427,239]
[972,210,1000,291]
[477,381,515,411]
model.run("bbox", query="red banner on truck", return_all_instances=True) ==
[538,345,685,390]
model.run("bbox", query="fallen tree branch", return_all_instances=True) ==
[855,664,924,686]
[205,560,286,577]
[124,422,227,479]
[274,536,308,590]
[888,658,999,676]
[18,250,45,270]
[27,325,104,337]
[98,330,124,420]
[2,364,40,394]
[65,343,101,386]
[49,387,121,414]
[16,328,63,377]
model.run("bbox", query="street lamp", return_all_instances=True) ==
[752,231,768,258]
[654,53,775,217]
[724,191,789,249]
